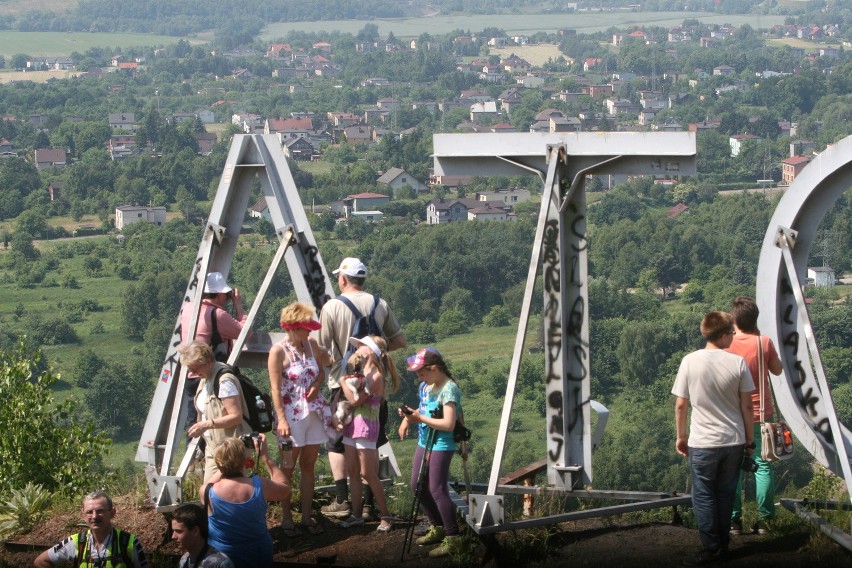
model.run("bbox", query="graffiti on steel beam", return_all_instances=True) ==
[302,244,332,309]
[779,277,833,444]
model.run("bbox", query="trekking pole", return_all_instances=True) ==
[401,425,437,561]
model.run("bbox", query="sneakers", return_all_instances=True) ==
[413,520,432,537]
[729,520,743,536]
[416,525,445,546]
[428,535,461,558]
[752,521,768,535]
[321,500,351,518]
[362,507,379,522]
[339,515,365,528]
[681,548,724,566]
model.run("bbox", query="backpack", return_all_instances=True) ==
[337,294,383,371]
[208,306,229,362]
[213,364,273,433]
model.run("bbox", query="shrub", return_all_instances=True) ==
[0,342,111,494]
[0,483,51,538]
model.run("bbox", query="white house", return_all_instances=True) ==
[807,266,836,287]
[376,167,428,196]
[115,205,167,230]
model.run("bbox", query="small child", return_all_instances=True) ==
[334,352,370,430]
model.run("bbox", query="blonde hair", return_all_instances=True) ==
[280,301,316,326]
[178,341,214,368]
[214,437,246,477]
[370,336,400,394]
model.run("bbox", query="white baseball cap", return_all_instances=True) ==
[333,257,367,278]
[204,272,232,294]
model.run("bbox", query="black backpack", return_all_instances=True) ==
[337,294,383,370]
[208,306,230,362]
[213,363,273,433]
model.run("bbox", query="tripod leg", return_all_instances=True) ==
[401,427,436,561]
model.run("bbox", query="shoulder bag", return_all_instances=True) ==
[758,336,794,462]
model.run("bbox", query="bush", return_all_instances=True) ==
[482,305,511,327]
[0,342,111,494]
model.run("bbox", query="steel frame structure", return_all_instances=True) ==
[137,134,336,510]
[432,132,697,532]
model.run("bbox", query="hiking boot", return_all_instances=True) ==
[428,535,461,558]
[415,525,445,546]
[729,520,743,535]
[321,500,351,518]
[413,519,432,537]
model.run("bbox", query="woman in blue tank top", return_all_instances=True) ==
[201,436,290,568]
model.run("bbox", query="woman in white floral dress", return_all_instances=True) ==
[268,302,335,535]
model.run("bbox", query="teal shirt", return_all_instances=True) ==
[417,380,462,451]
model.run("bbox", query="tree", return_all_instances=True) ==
[0,342,110,493]
[73,348,107,388]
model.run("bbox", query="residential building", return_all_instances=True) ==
[376,167,427,196]
[34,148,68,170]
[807,266,836,287]
[115,205,167,230]
[729,134,761,157]
[781,155,812,184]
[476,188,531,207]
[108,113,136,131]
[284,138,315,161]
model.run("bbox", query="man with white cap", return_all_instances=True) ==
[317,257,407,519]
[180,271,248,426]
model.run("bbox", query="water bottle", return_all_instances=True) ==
[255,395,271,432]
[280,439,294,469]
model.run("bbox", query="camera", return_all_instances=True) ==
[741,455,758,473]
[240,432,260,448]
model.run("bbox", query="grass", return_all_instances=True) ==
[261,12,786,40]
[0,32,198,59]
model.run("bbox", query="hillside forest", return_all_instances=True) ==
[0,1,850,504]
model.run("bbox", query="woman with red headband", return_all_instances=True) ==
[268,301,334,536]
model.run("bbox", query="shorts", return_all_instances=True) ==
[326,388,346,454]
[343,436,377,450]
[278,412,328,448]
[326,392,389,452]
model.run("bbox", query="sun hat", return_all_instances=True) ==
[349,336,382,358]
[204,272,232,294]
[332,257,367,278]
[406,347,442,371]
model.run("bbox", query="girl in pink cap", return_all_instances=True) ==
[398,347,464,558]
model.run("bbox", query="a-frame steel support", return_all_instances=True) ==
[136,134,335,509]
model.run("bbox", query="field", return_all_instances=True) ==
[0,0,75,14]
[488,44,565,67]
[261,11,786,40]
[0,31,195,58]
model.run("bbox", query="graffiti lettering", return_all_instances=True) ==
[302,245,332,308]
[779,278,834,449]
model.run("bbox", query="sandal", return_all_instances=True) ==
[281,523,302,538]
[340,515,365,528]
[376,519,393,533]
[301,521,325,535]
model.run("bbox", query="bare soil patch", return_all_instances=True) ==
[3,494,852,567]
[0,69,74,84]
[488,44,566,67]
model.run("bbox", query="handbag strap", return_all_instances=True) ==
[757,335,766,423]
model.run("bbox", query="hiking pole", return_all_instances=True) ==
[401,425,437,561]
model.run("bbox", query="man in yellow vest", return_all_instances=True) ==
[34,491,147,567]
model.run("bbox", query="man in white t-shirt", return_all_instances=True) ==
[672,311,755,566]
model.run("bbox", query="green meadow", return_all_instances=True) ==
[262,12,786,40]
[0,31,197,58]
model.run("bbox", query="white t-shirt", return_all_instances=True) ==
[671,349,754,448]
